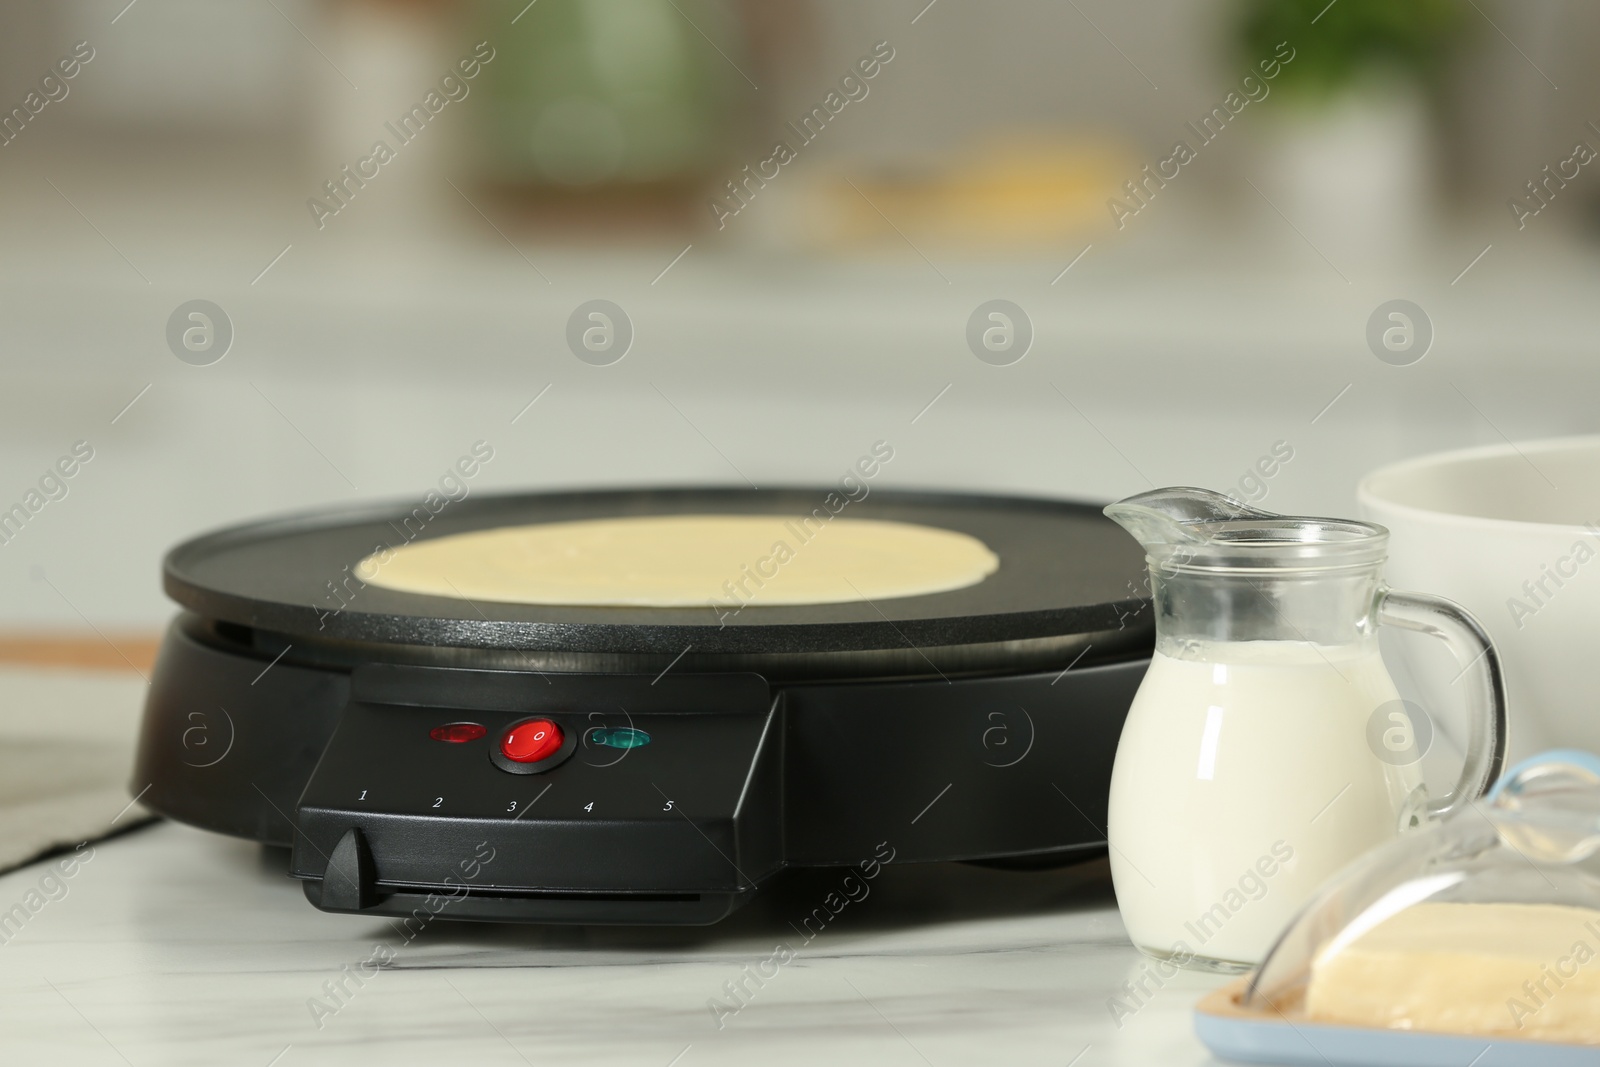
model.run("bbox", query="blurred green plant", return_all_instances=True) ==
[1235,0,1467,101]
[476,0,749,189]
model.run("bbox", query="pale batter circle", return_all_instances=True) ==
[355,514,1000,608]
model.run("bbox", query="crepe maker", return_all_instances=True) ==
[134,487,1153,925]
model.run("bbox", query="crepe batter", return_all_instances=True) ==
[355,514,1000,607]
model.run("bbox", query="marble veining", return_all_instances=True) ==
[0,822,1227,1066]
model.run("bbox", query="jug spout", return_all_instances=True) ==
[1103,487,1274,553]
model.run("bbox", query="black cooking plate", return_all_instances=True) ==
[165,487,1146,657]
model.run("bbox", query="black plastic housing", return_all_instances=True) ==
[135,615,1145,924]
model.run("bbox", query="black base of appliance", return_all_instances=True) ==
[134,488,1152,925]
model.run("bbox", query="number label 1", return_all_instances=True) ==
[358,789,367,801]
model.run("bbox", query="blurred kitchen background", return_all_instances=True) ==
[1,0,1597,630]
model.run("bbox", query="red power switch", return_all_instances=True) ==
[500,718,563,763]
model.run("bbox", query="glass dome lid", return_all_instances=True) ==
[1242,750,1600,1045]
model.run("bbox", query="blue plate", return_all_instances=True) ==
[1195,983,1598,1067]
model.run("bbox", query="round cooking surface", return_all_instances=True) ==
[164,487,1148,659]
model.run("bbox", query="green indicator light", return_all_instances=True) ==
[591,727,651,749]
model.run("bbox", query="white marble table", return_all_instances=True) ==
[0,821,1226,1066]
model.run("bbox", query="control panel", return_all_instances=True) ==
[290,666,781,924]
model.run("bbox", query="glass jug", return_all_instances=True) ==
[1103,487,1507,973]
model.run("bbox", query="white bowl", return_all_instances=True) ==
[1359,436,1600,763]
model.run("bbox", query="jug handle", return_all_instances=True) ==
[1376,588,1509,820]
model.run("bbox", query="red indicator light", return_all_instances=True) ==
[500,718,563,763]
[430,722,487,743]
